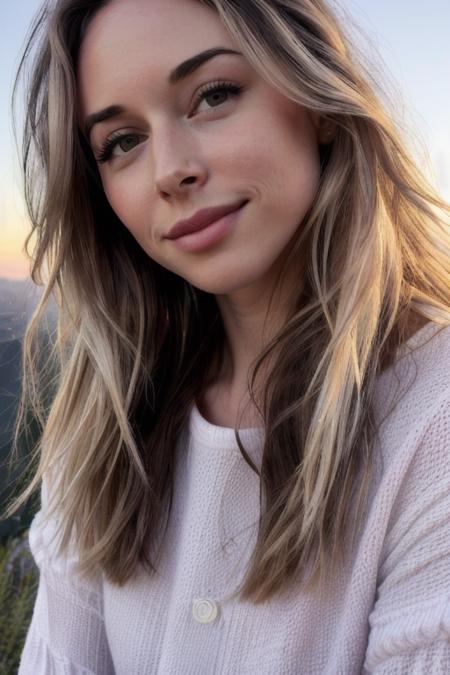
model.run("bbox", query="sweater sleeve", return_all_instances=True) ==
[18,476,115,674]
[363,397,450,673]
[369,640,450,674]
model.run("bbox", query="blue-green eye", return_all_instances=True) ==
[115,135,139,153]
[95,132,146,163]
[191,80,243,114]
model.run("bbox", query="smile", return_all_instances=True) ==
[167,201,248,252]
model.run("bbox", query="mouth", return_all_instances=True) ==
[165,199,248,240]
[166,199,249,253]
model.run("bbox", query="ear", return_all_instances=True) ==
[310,112,337,145]
[319,120,337,145]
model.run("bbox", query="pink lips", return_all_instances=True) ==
[165,200,248,253]
[165,199,248,240]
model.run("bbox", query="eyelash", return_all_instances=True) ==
[95,80,244,164]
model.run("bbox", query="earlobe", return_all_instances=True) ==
[308,112,336,145]
[317,119,336,145]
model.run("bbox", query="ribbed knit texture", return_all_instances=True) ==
[18,321,450,674]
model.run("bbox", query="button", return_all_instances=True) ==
[192,598,219,624]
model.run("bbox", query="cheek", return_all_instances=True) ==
[234,115,321,215]
[226,97,320,185]
[272,117,321,211]
[103,176,152,244]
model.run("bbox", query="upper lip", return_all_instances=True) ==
[165,199,248,240]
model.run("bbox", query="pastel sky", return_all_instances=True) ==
[1,0,449,279]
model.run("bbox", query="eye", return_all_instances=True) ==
[95,132,146,164]
[190,80,243,115]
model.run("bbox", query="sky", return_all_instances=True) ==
[1,0,449,280]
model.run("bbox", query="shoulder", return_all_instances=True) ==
[363,326,450,669]
[366,322,450,564]
[373,322,450,451]
[28,473,103,594]
[367,321,450,527]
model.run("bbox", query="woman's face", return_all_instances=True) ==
[77,0,326,296]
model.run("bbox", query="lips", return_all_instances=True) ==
[165,199,248,240]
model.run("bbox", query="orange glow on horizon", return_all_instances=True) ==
[0,258,29,280]
[1,185,31,281]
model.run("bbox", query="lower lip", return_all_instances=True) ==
[166,202,248,252]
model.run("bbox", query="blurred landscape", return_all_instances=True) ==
[0,277,57,541]
[0,278,58,672]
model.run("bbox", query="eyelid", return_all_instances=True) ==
[95,130,146,163]
[189,79,243,115]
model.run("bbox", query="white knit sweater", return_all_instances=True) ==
[18,321,450,674]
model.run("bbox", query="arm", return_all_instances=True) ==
[18,476,115,674]
[367,641,450,674]
[363,398,450,673]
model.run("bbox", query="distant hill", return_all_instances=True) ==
[0,278,58,540]
[0,277,57,343]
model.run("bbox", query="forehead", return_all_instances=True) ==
[77,0,237,107]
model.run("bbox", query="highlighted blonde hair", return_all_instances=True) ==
[4,0,450,604]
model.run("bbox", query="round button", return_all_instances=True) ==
[192,598,219,624]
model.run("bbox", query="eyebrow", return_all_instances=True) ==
[84,46,243,139]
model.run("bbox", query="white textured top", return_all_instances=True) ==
[19,321,450,674]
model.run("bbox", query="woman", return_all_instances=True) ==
[5,0,450,672]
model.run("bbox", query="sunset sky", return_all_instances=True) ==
[1,0,449,280]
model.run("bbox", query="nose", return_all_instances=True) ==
[152,123,208,199]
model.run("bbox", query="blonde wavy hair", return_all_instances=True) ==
[3,0,450,604]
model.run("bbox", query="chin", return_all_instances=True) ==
[188,271,263,296]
